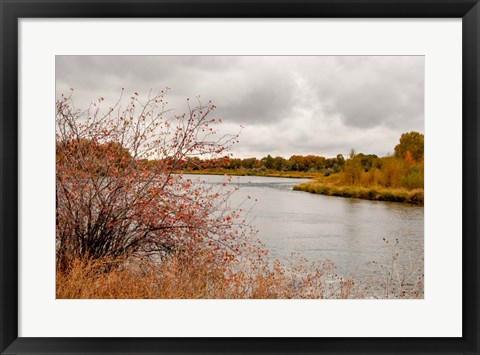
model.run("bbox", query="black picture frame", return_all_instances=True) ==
[1,1,479,354]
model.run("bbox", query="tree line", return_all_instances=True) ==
[175,131,424,189]
[178,153,347,175]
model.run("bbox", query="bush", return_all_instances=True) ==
[56,90,257,271]
[400,167,424,189]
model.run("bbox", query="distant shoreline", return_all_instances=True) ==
[177,169,320,179]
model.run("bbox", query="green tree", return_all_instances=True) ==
[273,156,287,171]
[261,154,275,169]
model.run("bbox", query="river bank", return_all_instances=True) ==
[293,181,424,205]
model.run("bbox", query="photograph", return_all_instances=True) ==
[55,55,425,299]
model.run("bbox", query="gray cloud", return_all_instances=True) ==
[56,56,424,158]
[305,56,425,130]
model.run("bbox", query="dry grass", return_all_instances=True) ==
[294,181,424,205]
[56,251,357,299]
[56,257,160,299]
[57,242,423,299]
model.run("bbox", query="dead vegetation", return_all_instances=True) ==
[56,251,358,299]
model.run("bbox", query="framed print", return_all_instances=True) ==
[1,1,479,354]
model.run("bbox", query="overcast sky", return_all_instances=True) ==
[56,56,424,158]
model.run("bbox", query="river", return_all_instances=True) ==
[186,174,424,285]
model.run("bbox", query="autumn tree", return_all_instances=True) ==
[342,154,362,185]
[56,89,260,270]
[394,131,424,161]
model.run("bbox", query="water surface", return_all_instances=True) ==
[187,174,424,283]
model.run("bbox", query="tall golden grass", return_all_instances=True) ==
[56,251,357,299]
[57,244,423,299]
[294,183,424,204]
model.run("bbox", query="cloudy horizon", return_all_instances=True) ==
[56,55,424,159]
